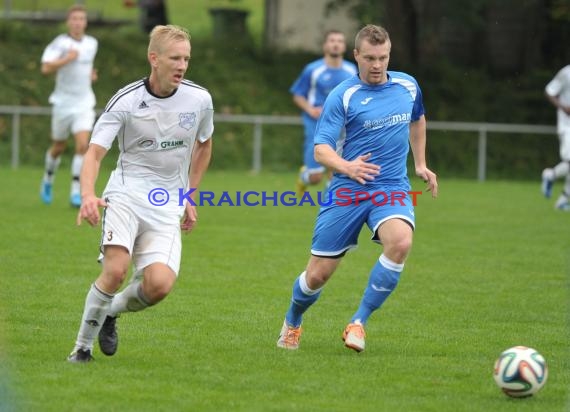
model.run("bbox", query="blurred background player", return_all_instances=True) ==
[67,25,213,362]
[289,30,357,196]
[277,24,437,352]
[541,64,570,210]
[39,4,98,208]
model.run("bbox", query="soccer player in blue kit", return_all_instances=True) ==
[277,24,438,352]
[290,30,357,195]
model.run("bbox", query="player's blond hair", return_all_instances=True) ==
[355,24,390,50]
[67,4,87,18]
[148,25,191,55]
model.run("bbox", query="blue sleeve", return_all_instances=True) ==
[411,82,425,121]
[314,92,345,148]
[289,65,311,97]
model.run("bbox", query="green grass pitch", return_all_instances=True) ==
[0,167,568,411]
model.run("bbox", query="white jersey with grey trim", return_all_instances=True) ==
[90,78,214,222]
[545,65,570,134]
[41,33,97,112]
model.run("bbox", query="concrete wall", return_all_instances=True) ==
[264,0,358,52]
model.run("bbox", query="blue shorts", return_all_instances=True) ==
[311,183,416,257]
[302,120,325,172]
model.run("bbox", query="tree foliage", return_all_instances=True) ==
[325,0,569,73]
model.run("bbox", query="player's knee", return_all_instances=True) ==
[305,269,331,289]
[146,281,174,303]
[143,269,176,303]
[385,237,412,262]
[309,172,323,185]
[157,276,176,298]
[106,265,129,284]
[50,141,66,157]
[102,256,129,282]
[75,142,88,154]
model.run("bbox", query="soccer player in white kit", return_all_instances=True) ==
[39,4,98,208]
[541,65,570,210]
[68,25,213,362]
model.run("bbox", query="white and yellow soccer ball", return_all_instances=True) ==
[493,346,548,398]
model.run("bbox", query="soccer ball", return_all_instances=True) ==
[493,346,548,398]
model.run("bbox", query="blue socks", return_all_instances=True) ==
[351,254,403,325]
[285,271,322,327]
[284,255,403,328]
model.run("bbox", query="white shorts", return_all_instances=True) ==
[99,195,182,275]
[51,108,96,141]
[559,130,570,161]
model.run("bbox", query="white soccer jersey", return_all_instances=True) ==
[41,33,98,111]
[90,78,214,222]
[545,65,570,134]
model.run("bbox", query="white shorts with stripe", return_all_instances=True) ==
[99,193,182,275]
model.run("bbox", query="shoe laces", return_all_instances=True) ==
[346,323,365,339]
[284,326,301,344]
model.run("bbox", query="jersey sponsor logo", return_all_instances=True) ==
[179,112,196,130]
[138,101,149,109]
[138,138,157,149]
[361,97,373,105]
[363,112,411,130]
[160,139,186,150]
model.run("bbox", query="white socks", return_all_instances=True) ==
[71,154,84,196]
[74,284,113,351]
[42,151,83,196]
[109,280,152,317]
[43,151,61,184]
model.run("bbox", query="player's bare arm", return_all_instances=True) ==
[546,93,570,115]
[181,138,212,232]
[292,95,322,119]
[409,115,438,198]
[76,143,108,227]
[315,144,380,184]
[41,49,79,75]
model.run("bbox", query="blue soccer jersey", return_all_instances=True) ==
[290,59,357,169]
[310,71,425,256]
[290,58,358,112]
[315,71,425,189]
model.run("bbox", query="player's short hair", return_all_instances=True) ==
[148,25,191,55]
[323,29,345,43]
[354,25,390,50]
[67,4,87,18]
